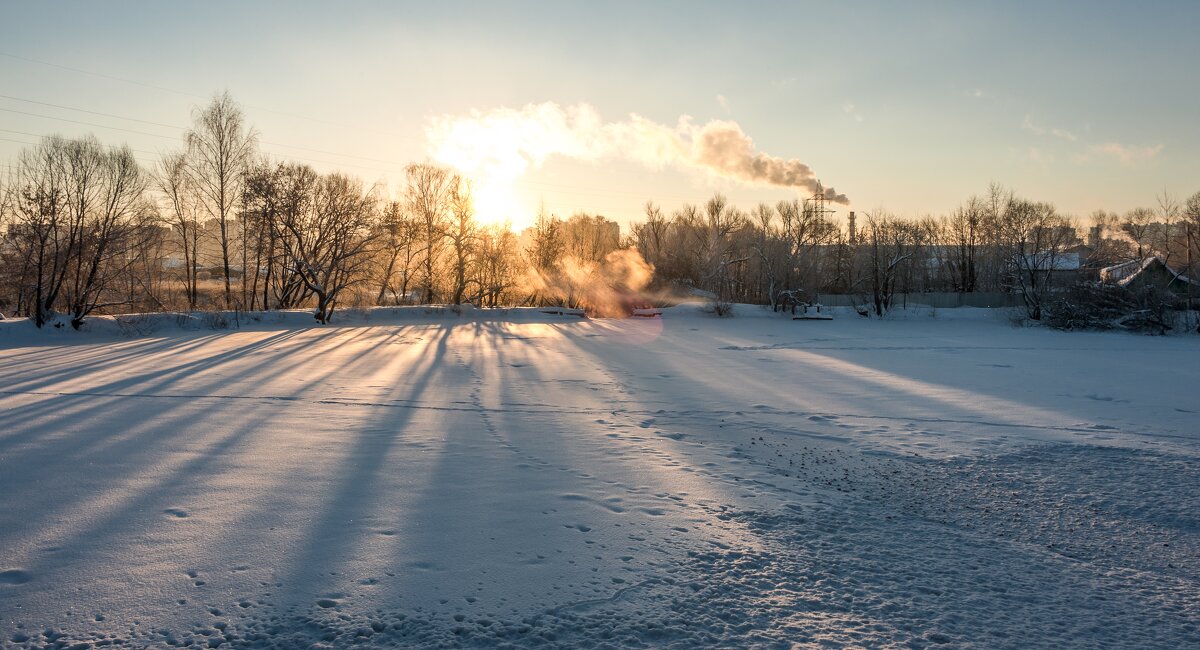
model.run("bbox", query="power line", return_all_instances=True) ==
[0,128,164,159]
[0,52,205,99]
[0,51,414,135]
[0,107,177,141]
[0,108,407,174]
[0,93,423,167]
[0,93,185,130]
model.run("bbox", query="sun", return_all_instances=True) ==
[428,113,543,232]
[464,174,532,231]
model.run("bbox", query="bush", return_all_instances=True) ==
[707,298,734,317]
[1046,283,1178,334]
[201,311,230,330]
[113,313,160,337]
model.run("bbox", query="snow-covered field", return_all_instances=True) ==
[1,305,1197,648]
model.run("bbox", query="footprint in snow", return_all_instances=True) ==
[163,508,189,518]
[0,569,32,585]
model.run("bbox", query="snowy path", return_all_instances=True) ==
[1,309,1197,648]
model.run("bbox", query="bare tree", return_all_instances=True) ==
[123,221,170,313]
[7,138,69,326]
[748,203,783,307]
[403,163,454,304]
[156,151,201,309]
[447,178,477,305]
[63,144,150,328]
[186,92,257,308]
[778,198,837,297]
[269,164,318,309]
[563,213,620,264]
[1185,191,1200,281]
[472,224,522,307]
[528,204,564,275]
[1086,209,1132,266]
[1121,207,1156,259]
[632,201,667,271]
[995,198,1075,320]
[700,194,747,308]
[371,200,420,305]
[240,161,278,310]
[269,166,379,323]
[860,212,918,316]
[4,136,151,328]
[1156,189,1180,264]
[944,197,985,292]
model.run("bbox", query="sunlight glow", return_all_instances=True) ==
[470,175,529,231]
[428,112,555,231]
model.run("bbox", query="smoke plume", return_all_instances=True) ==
[427,102,848,203]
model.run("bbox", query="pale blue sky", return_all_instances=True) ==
[1,1,1197,228]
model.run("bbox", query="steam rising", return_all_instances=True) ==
[427,102,848,203]
[525,248,655,318]
[694,122,849,203]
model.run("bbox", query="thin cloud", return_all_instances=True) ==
[1027,147,1054,165]
[1022,115,1077,141]
[1087,142,1164,165]
[842,102,863,123]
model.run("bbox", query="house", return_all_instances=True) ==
[1099,257,1200,294]
[1016,250,1087,285]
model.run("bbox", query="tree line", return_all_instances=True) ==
[0,94,630,326]
[2,93,1198,328]
[633,184,1200,323]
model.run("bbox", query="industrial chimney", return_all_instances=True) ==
[848,211,857,245]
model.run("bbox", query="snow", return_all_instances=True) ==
[1,305,1197,648]
[1100,256,1200,288]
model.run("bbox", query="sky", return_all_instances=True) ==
[1,0,1197,231]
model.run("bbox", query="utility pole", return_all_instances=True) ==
[1188,222,1194,332]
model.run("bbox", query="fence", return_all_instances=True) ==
[815,292,1022,309]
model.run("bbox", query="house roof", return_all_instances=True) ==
[1021,251,1082,270]
[1100,256,1200,288]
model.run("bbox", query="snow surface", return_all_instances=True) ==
[0,305,1197,648]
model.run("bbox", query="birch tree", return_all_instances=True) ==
[186,92,257,308]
